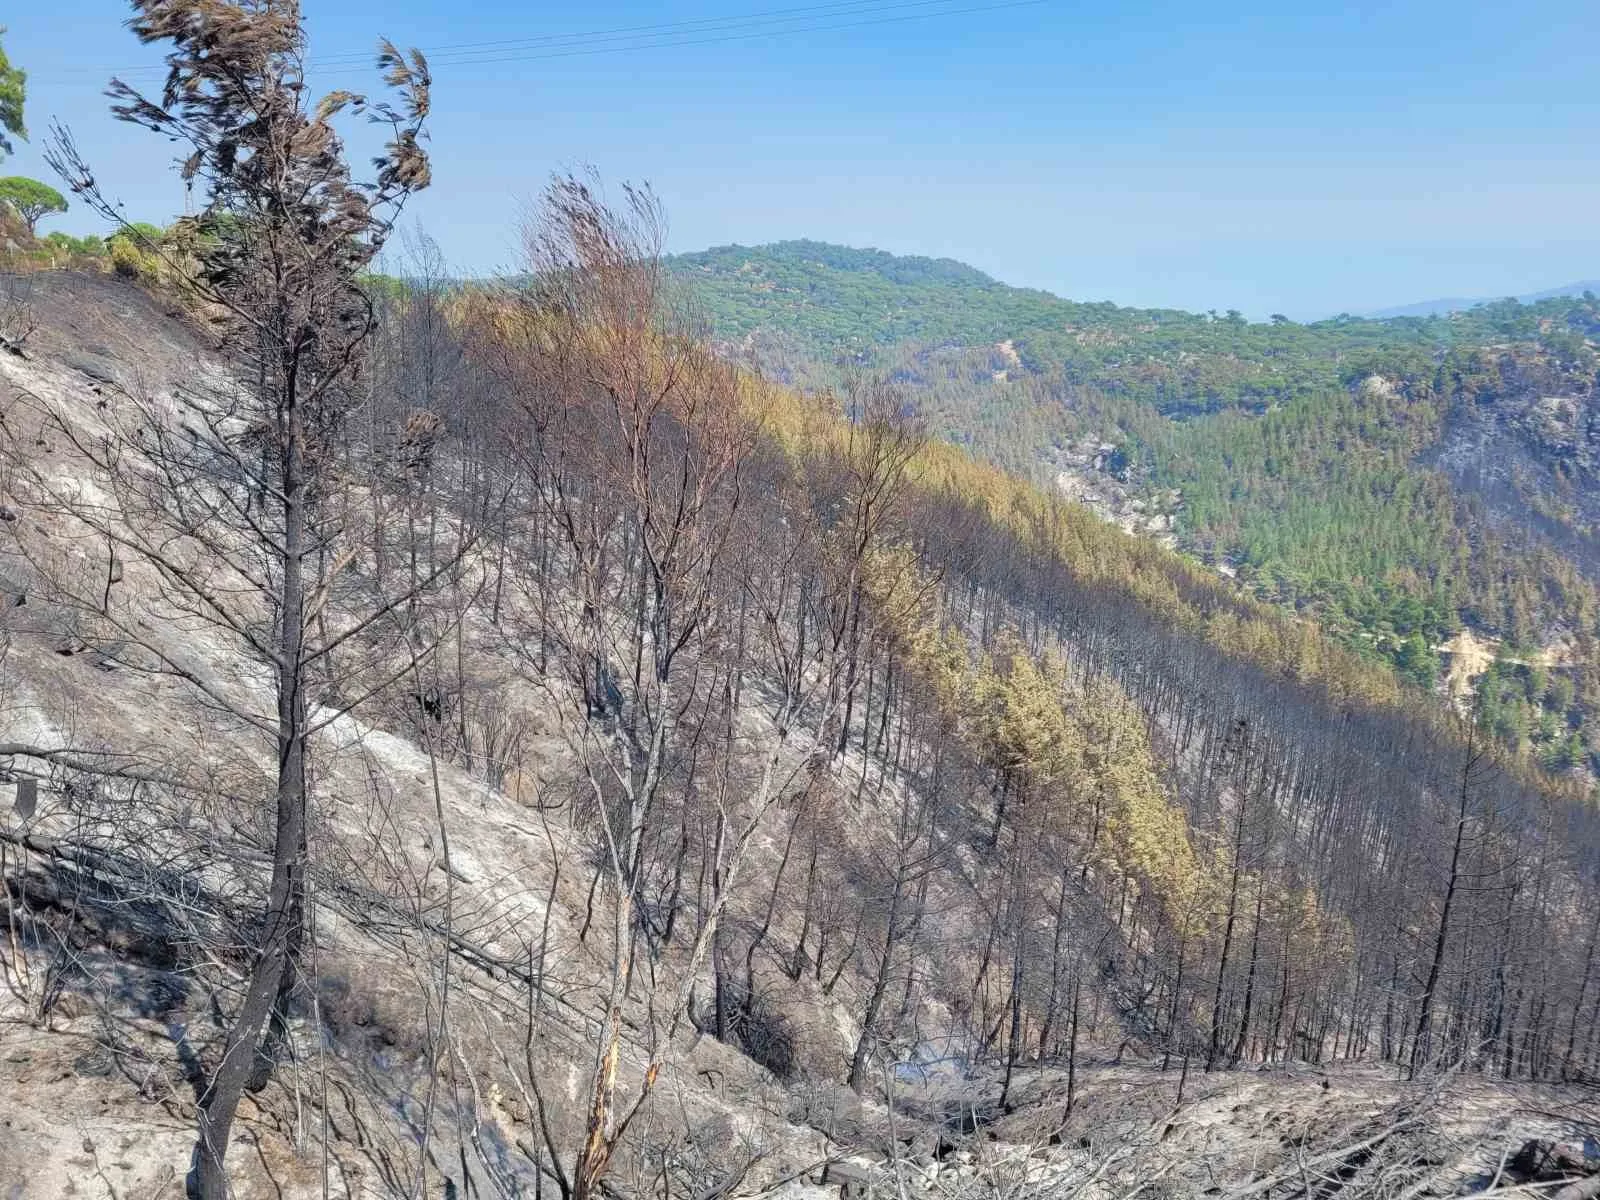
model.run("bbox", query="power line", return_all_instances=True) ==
[409,0,1050,70]
[42,0,1047,82]
[294,0,990,69]
[390,0,1048,71]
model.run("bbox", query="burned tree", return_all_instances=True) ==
[23,1,434,1193]
[480,176,862,1198]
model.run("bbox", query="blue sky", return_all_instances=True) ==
[6,0,1599,318]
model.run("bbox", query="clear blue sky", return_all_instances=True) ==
[6,0,1599,318]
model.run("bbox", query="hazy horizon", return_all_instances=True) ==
[8,0,1598,319]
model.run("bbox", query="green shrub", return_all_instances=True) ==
[104,221,166,279]
[109,233,159,279]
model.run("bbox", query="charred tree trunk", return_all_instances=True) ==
[192,360,310,1199]
[1411,721,1479,1080]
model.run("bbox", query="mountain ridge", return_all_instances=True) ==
[1366,278,1600,319]
[673,238,1599,330]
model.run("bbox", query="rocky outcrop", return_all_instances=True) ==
[1049,438,1181,545]
[1427,347,1600,576]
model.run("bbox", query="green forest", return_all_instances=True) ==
[673,240,1597,412]
[671,242,1600,770]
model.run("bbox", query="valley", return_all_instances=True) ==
[671,243,1600,776]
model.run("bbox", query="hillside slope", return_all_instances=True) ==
[3,264,1598,1198]
[671,243,1600,773]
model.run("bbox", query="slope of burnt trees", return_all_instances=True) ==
[10,169,1595,1196]
[896,482,1600,1085]
[417,203,1599,1144]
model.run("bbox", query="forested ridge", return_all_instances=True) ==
[670,242,1600,776]
[671,240,1595,412]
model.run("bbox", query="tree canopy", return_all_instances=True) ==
[0,175,65,233]
[0,28,23,159]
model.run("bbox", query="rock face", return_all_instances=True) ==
[1427,346,1600,577]
[1049,438,1181,546]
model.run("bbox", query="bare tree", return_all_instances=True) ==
[1411,713,1487,1080]
[18,2,434,1192]
[484,175,868,1197]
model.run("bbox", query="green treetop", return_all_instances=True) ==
[0,176,66,234]
[0,29,24,159]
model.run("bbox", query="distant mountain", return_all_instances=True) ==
[669,240,1583,418]
[673,240,1600,770]
[1368,279,1600,319]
